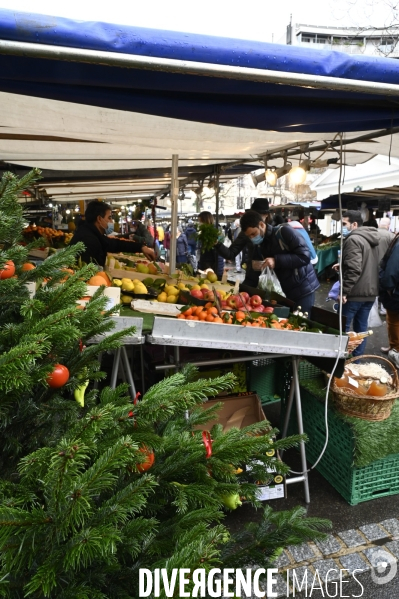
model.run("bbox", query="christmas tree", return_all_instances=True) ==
[0,171,330,598]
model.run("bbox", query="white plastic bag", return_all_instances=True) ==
[258,266,286,297]
[367,297,383,328]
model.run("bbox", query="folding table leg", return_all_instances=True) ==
[291,357,310,504]
[110,347,121,388]
[121,346,137,399]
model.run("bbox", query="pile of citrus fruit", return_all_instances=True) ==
[175,304,294,328]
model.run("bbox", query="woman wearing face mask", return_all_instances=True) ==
[239,210,320,313]
[70,200,155,266]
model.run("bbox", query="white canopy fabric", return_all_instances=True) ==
[0,91,394,202]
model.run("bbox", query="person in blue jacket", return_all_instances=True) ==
[379,233,399,367]
[239,210,320,314]
[185,220,197,255]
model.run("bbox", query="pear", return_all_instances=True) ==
[137,263,150,274]
[113,279,122,287]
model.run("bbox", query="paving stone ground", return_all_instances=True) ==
[270,518,399,597]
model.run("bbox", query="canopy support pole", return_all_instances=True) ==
[169,154,179,275]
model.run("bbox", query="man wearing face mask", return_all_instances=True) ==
[215,198,270,286]
[70,200,155,267]
[332,210,379,356]
[129,220,154,247]
[239,210,320,314]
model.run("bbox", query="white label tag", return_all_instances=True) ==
[348,376,359,388]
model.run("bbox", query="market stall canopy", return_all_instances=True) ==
[1,9,399,200]
[321,186,399,212]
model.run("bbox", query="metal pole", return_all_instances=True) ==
[3,39,399,97]
[215,182,220,229]
[169,154,179,275]
[291,357,310,503]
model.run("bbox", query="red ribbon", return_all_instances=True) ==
[202,431,213,459]
[128,392,141,418]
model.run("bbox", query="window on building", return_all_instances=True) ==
[237,197,244,210]
[379,38,396,53]
[317,36,330,44]
[301,34,316,43]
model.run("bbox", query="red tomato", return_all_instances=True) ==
[47,364,70,388]
[0,260,15,280]
[137,446,155,472]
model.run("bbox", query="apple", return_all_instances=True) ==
[239,292,250,304]
[215,291,223,300]
[190,289,203,299]
[221,300,227,308]
[227,296,238,309]
[234,295,246,308]
[250,295,263,307]
[263,306,274,313]
[251,305,265,313]
[245,303,253,311]
[203,290,215,302]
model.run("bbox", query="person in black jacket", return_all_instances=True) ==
[129,221,154,247]
[216,198,270,286]
[70,200,155,267]
[240,210,320,314]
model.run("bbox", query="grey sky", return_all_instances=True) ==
[0,0,395,44]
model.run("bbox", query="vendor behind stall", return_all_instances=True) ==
[70,200,155,267]
[129,220,154,247]
[239,210,320,314]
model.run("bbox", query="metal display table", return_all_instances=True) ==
[89,317,145,399]
[147,317,349,503]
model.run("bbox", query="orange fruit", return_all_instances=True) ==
[177,313,186,319]
[207,307,218,316]
[95,271,112,286]
[205,314,215,322]
[251,322,260,327]
[191,316,199,321]
[194,306,204,316]
[182,307,193,316]
[87,275,108,286]
[235,311,246,321]
[186,315,196,320]
[213,316,223,323]
[204,302,214,309]
[21,263,36,271]
[199,311,207,320]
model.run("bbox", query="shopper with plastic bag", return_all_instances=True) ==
[240,210,320,314]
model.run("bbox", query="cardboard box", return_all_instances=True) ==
[198,392,266,432]
[77,285,121,314]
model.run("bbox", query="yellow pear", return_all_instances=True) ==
[177,283,187,290]
[200,284,209,290]
[157,292,167,302]
[166,295,178,303]
[191,284,201,291]
[167,286,179,296]
[134,283,148,294]
[122,281,134,292]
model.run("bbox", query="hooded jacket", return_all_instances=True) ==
[379,235,399,311]
[342,227,380,302]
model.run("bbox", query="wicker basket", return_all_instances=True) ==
[331,355,399,421]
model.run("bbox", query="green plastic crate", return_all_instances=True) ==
[288,386,399,505]
[249,358,282,405]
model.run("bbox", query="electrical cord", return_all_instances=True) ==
[288,132,345,476]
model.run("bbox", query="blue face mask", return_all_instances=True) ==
[342,226,350,237]
[251,234,263,245]
[105,223,114,235]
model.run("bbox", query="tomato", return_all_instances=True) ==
[0,260,15,280]
[137,446,155,472]
[47,364,70,388]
